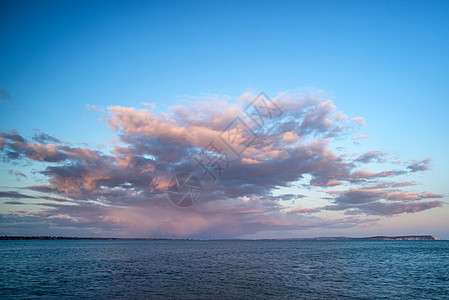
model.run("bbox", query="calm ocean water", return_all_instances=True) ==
[0,240,448,299]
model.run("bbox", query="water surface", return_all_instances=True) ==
[1,240,448,299]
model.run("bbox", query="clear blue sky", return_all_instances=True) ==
[1,0,448,238]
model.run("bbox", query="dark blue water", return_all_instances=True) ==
[1,240,448,299]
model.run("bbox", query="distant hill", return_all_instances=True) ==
[352,235,439,241]
[266,235,439,241]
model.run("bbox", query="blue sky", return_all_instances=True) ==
[1,0,448,238]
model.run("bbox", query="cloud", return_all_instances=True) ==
[8,170,27,181]
[349,170,404,180]
[1,130,26,143]
[353,151,386,164]
[282,131,300,143]
[25,186,59,193]
[328,188,442,203]
[0,191,35,199]
[0,91,444,237]
[345,201,443,216]
[0,88,10,103]
[407,158,432,172]
[40,196,72,202]
[421,193,443,198]
[351,117,367,126]
[32,131,62,144]
[86,104,105,112]
[353,134,369,140]
[362,181,416,190]
[298,100,338,136]
[290,207,320,214]
[141,102,157,110]
[323,188,444,216]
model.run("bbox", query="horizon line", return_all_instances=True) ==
[0,235,442,241]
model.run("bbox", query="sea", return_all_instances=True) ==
[1,240,448,299]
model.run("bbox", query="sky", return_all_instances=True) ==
[0,0,448,239]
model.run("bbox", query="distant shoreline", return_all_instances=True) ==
[0,235,440,241]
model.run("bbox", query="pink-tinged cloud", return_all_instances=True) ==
[352,117,367,126]
[326,181,344,186]
[324,188,444,216]
[327,188,443,203]
[290,207,320,214]
[353,134,369,140]
[350,169,403,180]
[353,201,444,216]
[421,193,444,199]
[282,131,301,143]
[0,92,444,237]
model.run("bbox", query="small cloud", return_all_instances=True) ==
[0,88,10,102]
[353,134,369,140]
[407,158,432,172]
[290,207,320,214]
[282,131,300,143]
[32,131,61,144]
[354,151,386,164]
[1,130,26,143]
[352,117,366,126]
[8,170,27,181]
[86,104,105,112]
[334,112,348,121]
[141,102,157,110]
[326,181,343,186]
[264,194,305,201]
[421,193,443,199]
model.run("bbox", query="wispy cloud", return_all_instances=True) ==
[0,191,35,199]
[323,188,444,216]
[0,88,10,103]
[32,131,63,144]
[351,117,367,126]
[7,170,27,181]
[353,134,369,140]
[85,104,105,112]
[407,158,432,172]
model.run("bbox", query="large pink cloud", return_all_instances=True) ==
[0,92,445,237]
